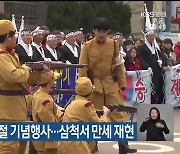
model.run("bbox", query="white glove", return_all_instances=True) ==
[120,51,126,58]
[44,58,51,62]
[56,104,65,112]
[148,67,153,75]
[157,59,162,68]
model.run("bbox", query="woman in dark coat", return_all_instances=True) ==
[140,107,170,141]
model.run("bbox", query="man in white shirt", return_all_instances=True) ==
[58,31,79,64]
[15,29,34,64]
[53,30,65,49]
[44,34,59,61]
[74,29,84,57]
[31,27,51,62]
[113,32,127,58]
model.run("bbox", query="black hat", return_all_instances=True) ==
[164,38,173,46]
[123,40,133,46]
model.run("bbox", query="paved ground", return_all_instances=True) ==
[25,108,180,154]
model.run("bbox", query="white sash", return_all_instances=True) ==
[64,42,78,58]
[120,46,126,58]
[145,38,162,67]
[75,41,82,48]
[145,38,161,54]
[145,38,156,55]
[75,41,79,47]
[31,42,46,58]
[31,42,51,62]
[46,45,58,60]
[19,40,33,57]
[62,40,66,45]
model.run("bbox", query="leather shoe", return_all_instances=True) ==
[91,145,98,153]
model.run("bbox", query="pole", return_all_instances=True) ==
[165,1,172,32]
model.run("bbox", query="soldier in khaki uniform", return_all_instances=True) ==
[57,77,111,154]
[32,70,63,154]
[0,20,46,154]
[78,18,137,153]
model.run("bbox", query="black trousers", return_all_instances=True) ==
[151,72,164,104]
[118,142,129,154]
[28,141,38,154]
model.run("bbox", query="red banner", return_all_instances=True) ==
[176,7,180,19]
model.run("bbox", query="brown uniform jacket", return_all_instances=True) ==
[0,44,41,121]
[32,87,63,151]
[78,38,126,94]
[58,95,109,154]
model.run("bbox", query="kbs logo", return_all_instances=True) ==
[140,12,166,18]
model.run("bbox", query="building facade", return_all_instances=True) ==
[127,1,145,39]
[0,1,48,30]
[125,1,180,38]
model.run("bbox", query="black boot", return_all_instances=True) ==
[118,142,137,154]
[91,141,98,153]
[28,141,38,154]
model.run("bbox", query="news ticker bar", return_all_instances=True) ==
[0,122,137,141]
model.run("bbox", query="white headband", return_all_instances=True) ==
[74,31,83,35]
[31,26,44,36]
[145,30,154,36]
[47,35,56,41]
[65,32,75,38]
[60,32,65,36]
[113,35,123,39]
[21,31,31,36]
[32,30,43,36]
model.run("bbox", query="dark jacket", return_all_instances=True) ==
[75,42,82,58]
[140,119,169,141]
[44,48,58,61]
[137,43,163,71]
[15,44,34,64]
[58,45,79,64]
[163,48,177,66]
[164,48,175,58]
[31,45,44,62]
[161,48,171,67]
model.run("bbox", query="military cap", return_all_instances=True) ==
[40,70,54,85]
[75,77,94,96]
[0,20,16,35]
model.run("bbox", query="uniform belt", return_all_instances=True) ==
[0,90,28,96]
[94,71,112,79]
[147,132,162,135]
